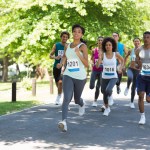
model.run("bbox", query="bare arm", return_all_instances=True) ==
[135,48,142,70]
[124,45,128,56]
[116,52,124,73]
[124,50,131,66]
[96,52,103,68]
[75,44,89,68]
[57,44,68,71]
[90,49,94,66]
[49,44,61,60]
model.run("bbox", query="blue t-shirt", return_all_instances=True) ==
[117,42,124,57]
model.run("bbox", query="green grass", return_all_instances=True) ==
[0,100,41,115]
[0,82,22,91]
[122,76,127,82]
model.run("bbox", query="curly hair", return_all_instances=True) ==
[102,37,117,52]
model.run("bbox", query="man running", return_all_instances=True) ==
[136,31,150,125]
[50,31,70,105]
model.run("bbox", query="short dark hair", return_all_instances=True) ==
[102,37,117,52]
[60,31,70,38]
[97,36,104,39]
[133,37,141,42]
[143,31,150,36]
[72,24,85,35]
[113,32,119,37]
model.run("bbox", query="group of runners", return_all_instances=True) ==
[49,24,150,132]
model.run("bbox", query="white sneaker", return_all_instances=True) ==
[79,102,85,116]
[124,87,129,96]
[58,120,67,132]
[92,101,97,107]
[130,102,135,109]
[108,95,114,106]
[139,115,146,125]
[55,95,61,105]
[103,107,111,116]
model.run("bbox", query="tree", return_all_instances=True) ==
[0,0,150,81]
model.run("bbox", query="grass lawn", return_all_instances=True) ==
[0,80,54,115]
[0,100,41,115]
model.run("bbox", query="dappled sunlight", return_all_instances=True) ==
[0,84,150,149]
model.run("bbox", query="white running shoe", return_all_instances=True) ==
[130,102,135,109]
[124,87,129,96]
[58,120,67,132]
[55,95,61,105]
[92,101,97,107]
[103,107,111,116]
[139,114,146,125]
[108,95,114,106]
[79,102,85,116]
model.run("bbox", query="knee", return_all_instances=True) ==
[138,93,144,101]
[105,89,111,96]
[146,95,150,103]
[58,80,62,85]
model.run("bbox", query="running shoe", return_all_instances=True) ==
[139,114,146,125]
[92,101,97,107]
[124,87,129,96]
[58,120,67,132]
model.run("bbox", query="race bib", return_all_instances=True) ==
[58,50,64,57]
[67,59,80,72]
[103,65,116,76]
[131,55,136,61]
[94,59,98,65]
[142,63,150,75]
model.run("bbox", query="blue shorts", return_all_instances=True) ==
[137,74,150,96]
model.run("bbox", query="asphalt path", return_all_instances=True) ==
[0,82,150,150]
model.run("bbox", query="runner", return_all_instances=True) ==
[112,32,128,94]
[96,37,124,116]
[58,24,88,132]
[136,31,150,125]
[49,31,70,105]
[89,36,103,107]
[124,38,141,108]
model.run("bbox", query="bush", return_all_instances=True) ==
[21,77,32,90]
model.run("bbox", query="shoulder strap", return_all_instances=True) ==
[77,42,85,48]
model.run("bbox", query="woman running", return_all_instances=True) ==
[58,24,88,132]
[89,36,103,107]
[124,38,141,108]
[96,37,124,116]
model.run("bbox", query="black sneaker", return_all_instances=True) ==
[100,105,105,112]
[116,86,121,94]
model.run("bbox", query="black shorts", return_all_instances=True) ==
[137,74,150,95]
[53,67,62,83]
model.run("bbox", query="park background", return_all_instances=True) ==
[0,0,150,114]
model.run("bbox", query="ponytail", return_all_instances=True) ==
[80,38,87,45]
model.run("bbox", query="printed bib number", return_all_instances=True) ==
[142,63,150,75]
[67,59,80,72]
[58,50,64,57]
[103,65,116,76]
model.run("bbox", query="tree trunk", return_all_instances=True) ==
[2,56,9,82]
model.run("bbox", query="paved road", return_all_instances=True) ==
[0,82,150,150]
